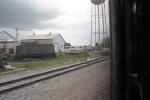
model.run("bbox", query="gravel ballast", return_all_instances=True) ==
[0,59,110,100]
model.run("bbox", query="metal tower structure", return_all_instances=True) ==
[90,0,108,49]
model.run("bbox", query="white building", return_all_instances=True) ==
[0,31,19,55]
[19,33,66,53]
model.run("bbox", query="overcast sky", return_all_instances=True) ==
[0,0,109,46]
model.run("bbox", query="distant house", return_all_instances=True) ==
[19,33,66,53]
[64,43,71,53]
[65,46,85,54]
[65,45,94,54]
[95,44,104,51]
[0,31,19,55]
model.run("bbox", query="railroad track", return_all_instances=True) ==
[0,56,110,95]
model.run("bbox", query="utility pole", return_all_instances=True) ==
[15,28,19,41]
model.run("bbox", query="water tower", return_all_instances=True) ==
[90,0,108,49]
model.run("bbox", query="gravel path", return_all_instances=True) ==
[0,59,110,100]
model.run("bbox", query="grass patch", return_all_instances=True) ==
[89,51,103,57]
[0,69,6,73]
[89,51,110,57]
[8,53,87,69]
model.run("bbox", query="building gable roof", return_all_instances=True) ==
[55,34,66,43]
[0,31,16,42]
[19,33,66,42]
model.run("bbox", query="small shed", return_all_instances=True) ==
[19,33,66,53]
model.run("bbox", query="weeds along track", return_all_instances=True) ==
[0,56,110,95]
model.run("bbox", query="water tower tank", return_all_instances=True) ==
[91,0,105,5]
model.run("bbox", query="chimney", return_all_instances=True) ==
[15,28,19,40]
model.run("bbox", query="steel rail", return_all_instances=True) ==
[0,56,110,95]
[0,56,104,87]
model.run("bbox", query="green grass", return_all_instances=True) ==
[8,53,87,69]
[89,51,110,57]
[0,69,6,73]
[89,51,103,57]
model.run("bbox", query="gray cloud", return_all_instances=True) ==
[0,0,60,30]
[0,0,110,46]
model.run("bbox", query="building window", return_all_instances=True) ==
[9,49,14,54]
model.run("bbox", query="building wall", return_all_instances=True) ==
[21,39,36,44]
[0,42,16,54]
[21,39,53,44]
[36,39,53,44]
[0,43,4,49]
[53,35,65,53]
[0,31,18,55]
